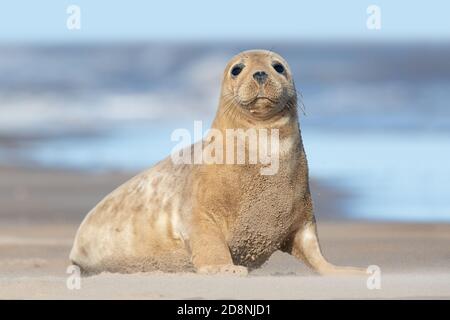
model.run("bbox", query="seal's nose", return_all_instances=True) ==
[253,71,268,84]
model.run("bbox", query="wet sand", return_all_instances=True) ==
[0,166,449,299]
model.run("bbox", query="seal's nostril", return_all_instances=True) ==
[253,71,268,84]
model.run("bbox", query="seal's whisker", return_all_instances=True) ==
[295,89,307,116]
[220,95,238,120]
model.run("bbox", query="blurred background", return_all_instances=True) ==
[1,0,450,224]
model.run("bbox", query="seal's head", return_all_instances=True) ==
[220,50,297,121]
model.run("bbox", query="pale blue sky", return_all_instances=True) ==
[0,0,449,43]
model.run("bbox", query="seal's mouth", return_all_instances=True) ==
[240,96,278,107]
[230,93,293,121]
[248,98,277,114]
[239,97,285,120]
[255,96,277,103]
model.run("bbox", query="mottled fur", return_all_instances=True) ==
[70,50,365,276]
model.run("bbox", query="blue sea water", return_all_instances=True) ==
[0,43,449,222]
[304,130,450,222]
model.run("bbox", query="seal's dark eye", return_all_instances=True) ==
[231,64,244,76]
[273,63,285,74]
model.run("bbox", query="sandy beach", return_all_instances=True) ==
[0,2,449,302]
[0,166,449,299]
